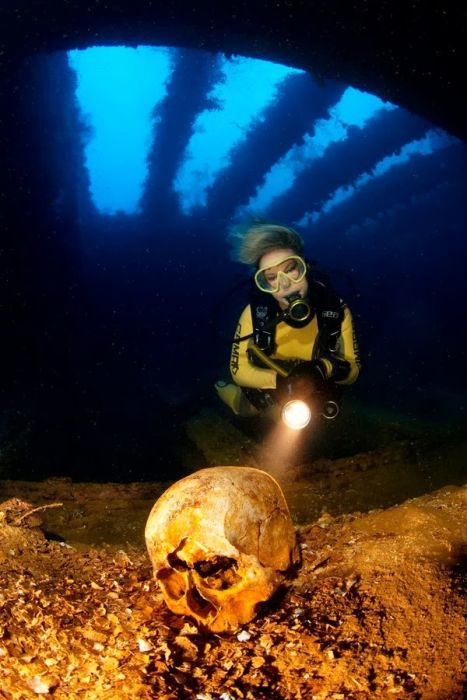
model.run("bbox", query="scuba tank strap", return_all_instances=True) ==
[310,277,345,354]
[309,276,351,382]
[248,285,279,354]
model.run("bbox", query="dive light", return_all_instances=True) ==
[248,345,340,431]
[281,399,312,430]
[281,397,339,429]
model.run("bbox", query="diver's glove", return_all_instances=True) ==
[276,360,328,402]
[290,357,352,383]
[293,360,328,395]
[296,359,328,381]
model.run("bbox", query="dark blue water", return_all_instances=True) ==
[1,47,467,484]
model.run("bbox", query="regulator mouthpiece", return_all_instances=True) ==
[281,399,312,430]
[285,293,312,323]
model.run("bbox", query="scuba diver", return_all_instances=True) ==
[215,222,361,429]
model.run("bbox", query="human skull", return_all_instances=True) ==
[145,466,299,633]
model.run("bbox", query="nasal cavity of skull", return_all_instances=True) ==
[194,556,241,590]
[186,587,217,618]
[156,568,186,600]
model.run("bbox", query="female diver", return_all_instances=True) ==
[215,222,361,423]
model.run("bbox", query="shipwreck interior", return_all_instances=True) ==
[1,1,466,480]
[0,5,466,699]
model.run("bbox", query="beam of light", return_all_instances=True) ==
[296,128,459,227]
[68,46,174,216]
[254,418,311,483]
[174,55,303,214]
[236,87,396,216]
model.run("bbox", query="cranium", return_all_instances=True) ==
[145,466,299,632]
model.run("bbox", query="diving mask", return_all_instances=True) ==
[254,255,307,294]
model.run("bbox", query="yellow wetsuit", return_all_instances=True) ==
[216,301,360,416]
[230,303,360,389]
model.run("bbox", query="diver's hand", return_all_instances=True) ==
[276,361,327,401]
[290,360,327,385]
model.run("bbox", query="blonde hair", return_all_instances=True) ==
[229,221,305,267]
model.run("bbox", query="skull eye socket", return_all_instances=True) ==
[167,552,189,571]
[156,568,187,600]
[186,587,217,618]
[194,556,241,590]
[194,556,237,577]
